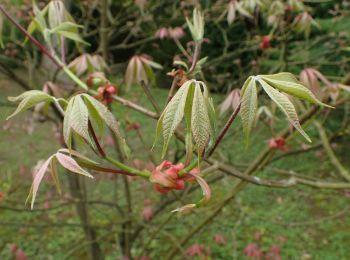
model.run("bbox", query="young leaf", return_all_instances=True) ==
[50,157,61,195]
[50,21,82,34]
[258,78,311,142]
[161,81,191,157]
[68,96,94,148]
[191,83,211,155]
[83,94,129,158]
[58,148,100,166]
[57,31,89,45]
[48,0,65,29]
[63,96,74,148]
[260,73,332,108]
[55,152,93,178]
[7,90,53,120]
[240,77,258,143]
[29,156,53,209]
[184,83,195,163]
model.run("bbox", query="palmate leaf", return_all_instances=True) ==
[184,83,195,163]
[67,96,94,148]
[240,77,258,144]
[7,90,54,120]
[257,78,311,142]
[83,94,129,158]
[57,31,89,45]
[28,150,94,209]
[155,80,214,159]
[55,152,93,178]
[28,155,53,209]
[159,81,192,157]
[260,73,332,108]
[191,83,211,156]
[48,0,65,29]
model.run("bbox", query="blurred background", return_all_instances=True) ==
[1,0,350,259]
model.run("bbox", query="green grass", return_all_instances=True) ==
[1,81,350,260]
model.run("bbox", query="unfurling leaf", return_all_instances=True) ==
[155,80,215,159]
[186,8,204,42]
[7,90,54,120]
[55,152,93,178]
[28,150,93,209]
[62,94,128,157]
[240,77,258,144]
[240,72,331,144]
[257,78,311,142]
[28,156,53,209]
[260,73,333,108]
[160,81,191,157]
[83,94,129,158]
[191,83,211,156]
[171,171,211,213]
[124,55,162,89]
[69,96,94,147]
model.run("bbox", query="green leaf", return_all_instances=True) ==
[68,96,94,148]
[240,77,258,144]
[184,83,195,163]
[83,94,129,158]
[48,0,65,29]
[32,1,47,31]
[191,83,211,156]
[260,73,332,108]
[160,81,191,157]
[204,95,217,145]
[63,97,74,148]
[7,90,53,120]
[258,78,311,142]
[57,31,89,45]
[51,21,83,34]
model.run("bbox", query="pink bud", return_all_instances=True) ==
[244,243,263,258]
[8,243,17,254]
[168,27,185,40]
[155,27,169,39]
[15,249,28,260]
[260,35,271,49]
[186,243,205,257]
[214,234,227,245]
[142,206,153,221]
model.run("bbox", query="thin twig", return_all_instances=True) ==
[140,80,161,114]
[206,104,241,158]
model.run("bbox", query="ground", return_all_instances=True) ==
[0,79,350,259]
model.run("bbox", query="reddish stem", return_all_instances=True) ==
[0,5,62,69]
[206,104,241,158]
[88,120,106,158]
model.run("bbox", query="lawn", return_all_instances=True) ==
[1,80,350,260]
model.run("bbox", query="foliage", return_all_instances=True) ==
[0,0,350,259]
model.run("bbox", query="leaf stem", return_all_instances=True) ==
[188,41,202,74]
[105,155,150,178]
[139,80,161,115]
[88,120,106,158]
[206,103,241,158]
